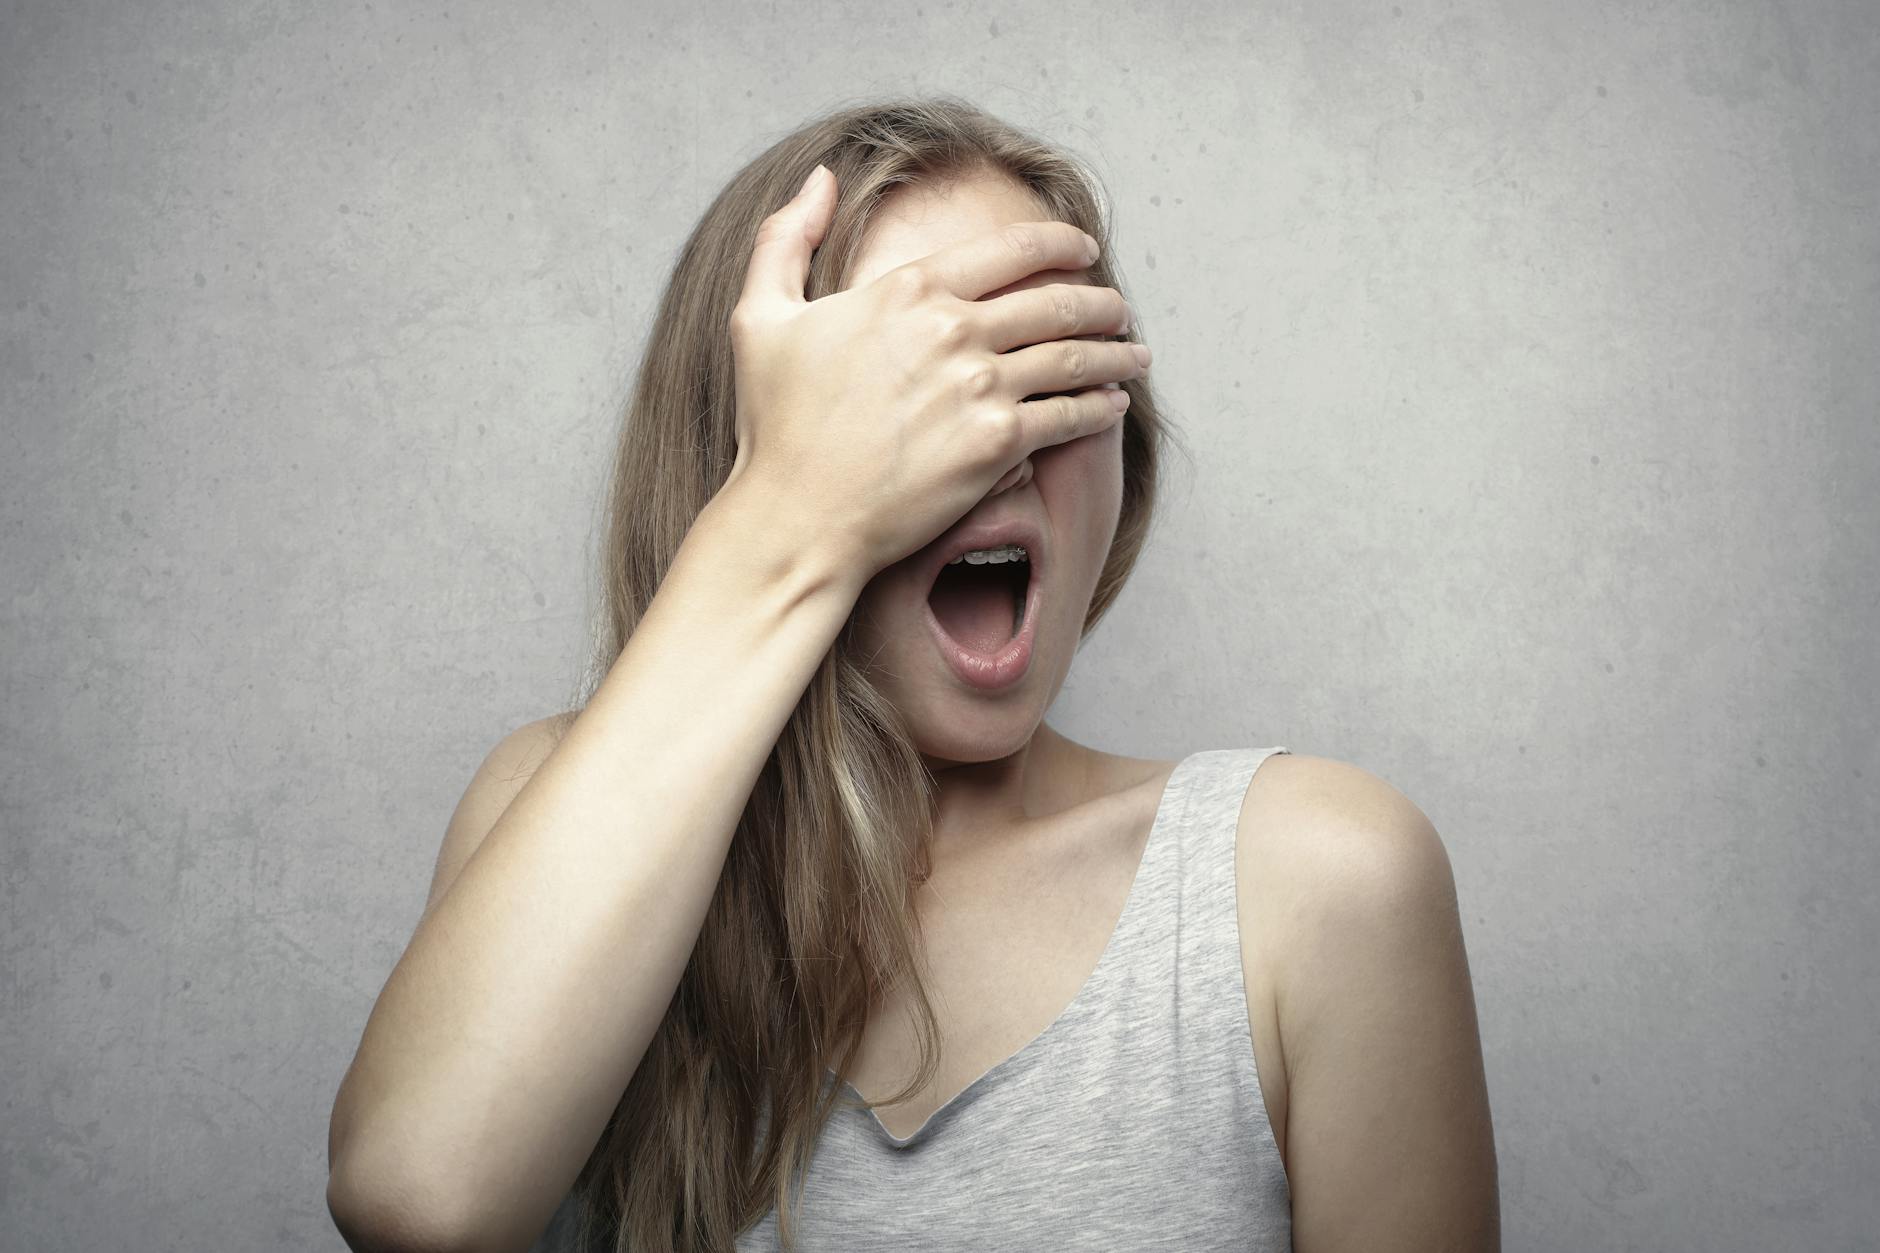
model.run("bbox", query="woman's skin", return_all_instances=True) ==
[838,168,1502,1249]
[842,167,1133,861]
[327,164,1499,1251]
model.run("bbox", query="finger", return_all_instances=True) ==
[737,164,835,310]
[893,220,1098,304]
[998,336,1148,403]
[976,282,1131,354]
[1013,385,1130,453]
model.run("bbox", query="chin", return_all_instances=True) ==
[906,701,1045,769]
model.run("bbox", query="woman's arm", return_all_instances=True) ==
[325,480,868,1253]
[1266,757,1502,1251]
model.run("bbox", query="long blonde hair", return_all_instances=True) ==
[560,94,1184,1251]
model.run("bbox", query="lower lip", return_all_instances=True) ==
[922,564,1041,692]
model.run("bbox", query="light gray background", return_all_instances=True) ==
[4,1,1875,1249]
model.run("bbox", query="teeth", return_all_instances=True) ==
[947,544,1029,565]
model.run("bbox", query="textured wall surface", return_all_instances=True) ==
[4,1,1875,1249]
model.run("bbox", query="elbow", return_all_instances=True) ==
[327,1152,473,1253]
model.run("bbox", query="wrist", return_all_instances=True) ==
[697,473,871,613]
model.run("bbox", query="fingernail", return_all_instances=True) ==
[797,164,825,197]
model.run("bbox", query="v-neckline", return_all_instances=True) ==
[828,751,1198,1149]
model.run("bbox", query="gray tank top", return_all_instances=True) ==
[534,746,1294,1251]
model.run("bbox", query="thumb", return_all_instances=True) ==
[743,164,834,309]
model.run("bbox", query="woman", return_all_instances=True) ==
[327,97,1499,1252]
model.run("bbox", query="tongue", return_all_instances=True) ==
[928,566,1018,655]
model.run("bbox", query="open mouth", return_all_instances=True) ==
[925,552,1030,655]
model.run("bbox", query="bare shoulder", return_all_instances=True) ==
[1238,752,1447,883]
[1237,750,1457,992]
[1233,754,1458,1132]
[418,711,580,925]
[1238,753,1498,1249]
[483,711,577,776]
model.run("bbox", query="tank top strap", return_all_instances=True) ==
[1102,745,1292,1077]
[1090,744,1292,988]
[1168,745,1293,883]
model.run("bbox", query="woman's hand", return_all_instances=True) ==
[724,164,1147,580]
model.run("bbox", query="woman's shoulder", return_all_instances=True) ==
[481,710,580,762]
[1236,750,1443,865]
[490,710,581,769]
[418,712,582,926]
[1236,745,1464,1045]
[538,709,580,745]
[1234,750,1495,1239]
[1234,747,1457,1022]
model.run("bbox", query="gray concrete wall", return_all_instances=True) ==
[4,1,1874,1248]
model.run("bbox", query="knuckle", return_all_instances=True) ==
[1058,340,1091,382]
[1001,222,1046,270]
[930,308,970,351]
[982,401,1024,449]
[890,265,933,304]
[752,213,793,249]
[1055,393,1081,435]
[956,359,999,400]
[1051,288,1080,336]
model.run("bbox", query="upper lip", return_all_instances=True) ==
[917,512,1046,598]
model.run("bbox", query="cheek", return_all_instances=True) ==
[1035,446,1124,551]
[1037,428,1120,504]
